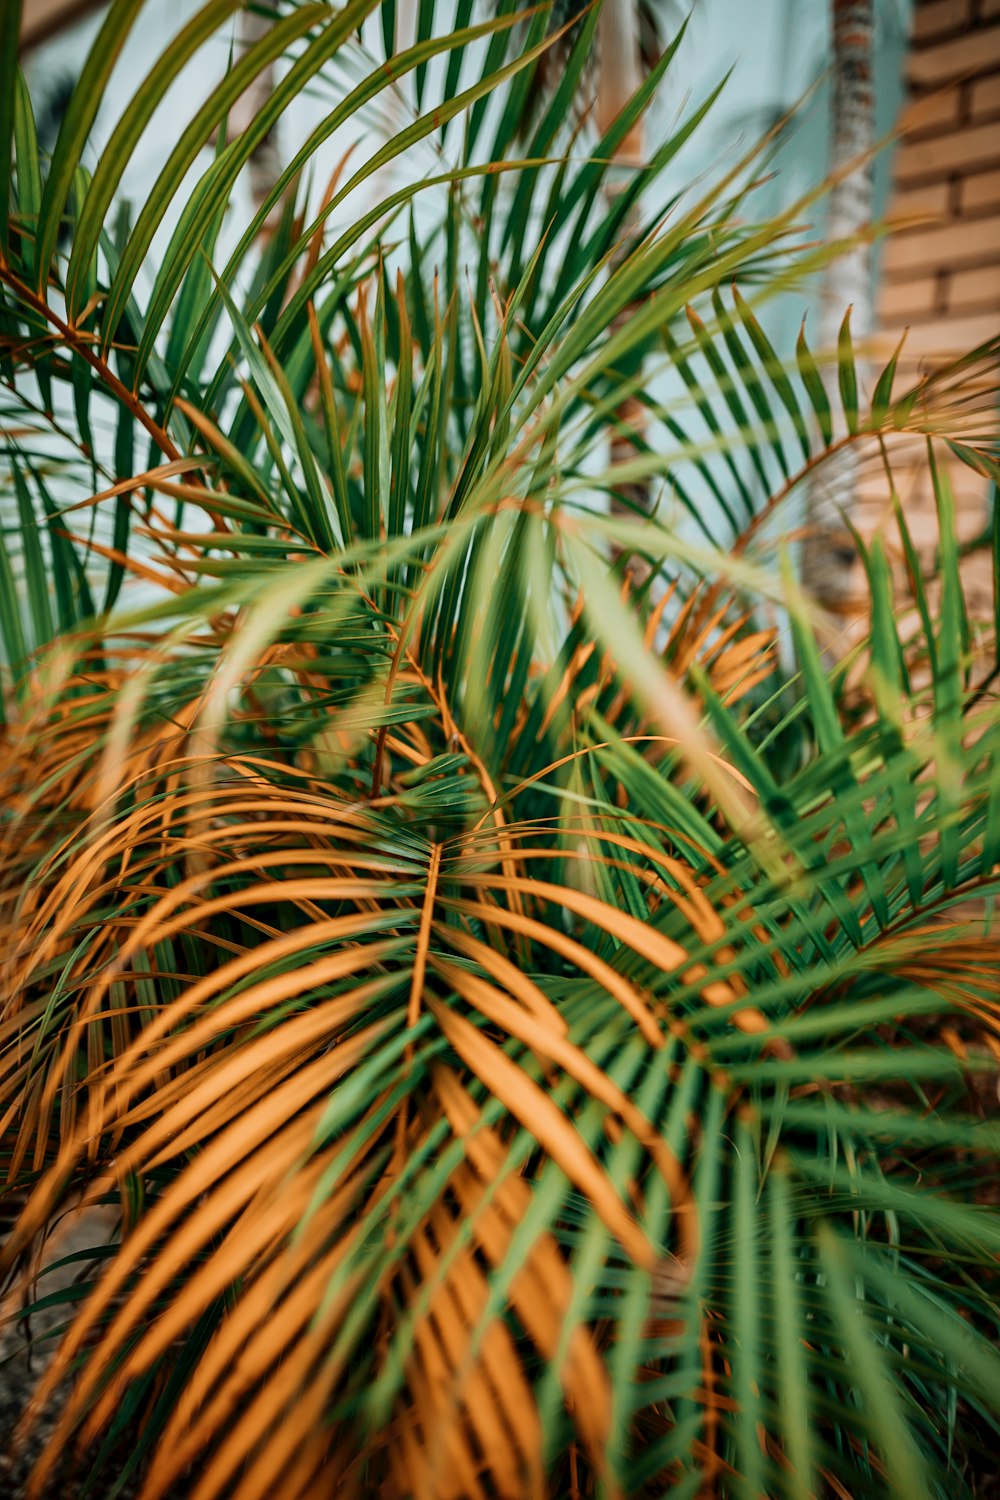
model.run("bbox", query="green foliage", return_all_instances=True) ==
[1,3,999,1498]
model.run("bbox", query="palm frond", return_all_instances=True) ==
[2,3,999,1497]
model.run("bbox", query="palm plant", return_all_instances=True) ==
[1,3,999,1498]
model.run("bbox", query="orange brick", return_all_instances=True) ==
[862,435,928,472]
[891,457,989,507]
[899,87,962,134]
[903,507,949,551]
[880,312,1000,355]
[908,25,1000,85]
[970,72,1000,118]
[879,274,940,320]
[896,122,1000,181]
[913,0,972,41]
[878,263,1000,319]
[961,168,1000,212]
[947,263,1000,310]
[887,180,951,225]
[882,214,1000,274]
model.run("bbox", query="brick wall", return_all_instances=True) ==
[883,0,1000,361]
[853,0,998,610]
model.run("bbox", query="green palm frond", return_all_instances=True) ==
[1,3,999,1498]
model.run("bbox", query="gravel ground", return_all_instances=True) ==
[0,1207,142,1500]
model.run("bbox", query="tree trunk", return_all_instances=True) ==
[595,0,645,149]
[234,8,283,214]
[597,0,652,555]
[802,0,875,610]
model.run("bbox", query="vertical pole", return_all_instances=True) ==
[597,0,651,554]
[803,0,875,608]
